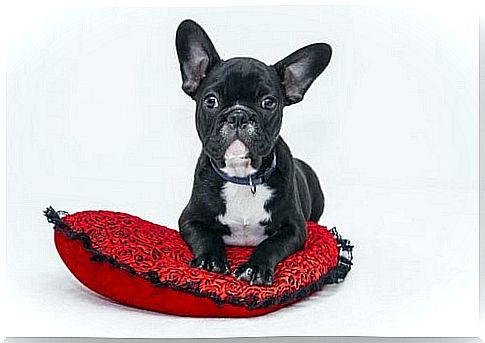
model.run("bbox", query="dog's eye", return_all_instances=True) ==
[261,97,277,110]
[203,95,219,109]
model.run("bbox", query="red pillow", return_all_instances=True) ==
[45,207,353,317]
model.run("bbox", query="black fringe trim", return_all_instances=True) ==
[44,206,354,310]
[328,227,354,283]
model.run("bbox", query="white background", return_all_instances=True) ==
[6,6,479,338]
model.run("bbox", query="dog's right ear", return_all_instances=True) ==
[176,20,221,98]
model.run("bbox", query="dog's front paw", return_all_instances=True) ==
[189,253,230,274]
[233,261,274,286]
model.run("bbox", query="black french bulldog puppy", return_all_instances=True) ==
[176,19,331,286]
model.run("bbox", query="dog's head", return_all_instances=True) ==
[176,19,331,168]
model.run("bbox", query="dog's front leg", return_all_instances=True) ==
[180,221,230,274]
[233,224,306,285]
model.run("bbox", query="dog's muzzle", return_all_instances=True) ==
[222,105,255,130]
[227,110,248,130]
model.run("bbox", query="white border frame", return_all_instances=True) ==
[1,1,482,341]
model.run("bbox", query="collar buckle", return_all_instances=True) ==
[249,175,257,195]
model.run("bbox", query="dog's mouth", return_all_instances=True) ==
[221,139,260,176]
[203,118,273,166]
[224,139,250,163]
[225,139,248,158]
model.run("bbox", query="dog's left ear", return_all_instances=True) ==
[274,43,332,105]
[176,20,221,98]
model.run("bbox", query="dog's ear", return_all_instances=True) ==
[274,43,332,105]
[176,20,221,98]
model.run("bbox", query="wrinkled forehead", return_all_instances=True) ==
[202,58,282,102]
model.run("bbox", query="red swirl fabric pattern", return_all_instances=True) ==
[51,210,343,316]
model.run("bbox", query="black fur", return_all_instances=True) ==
[176,19,331,285]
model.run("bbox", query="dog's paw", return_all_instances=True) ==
[189,254,230,274]
[233,261,274,286]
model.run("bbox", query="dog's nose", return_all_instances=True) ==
[227,110,249,129]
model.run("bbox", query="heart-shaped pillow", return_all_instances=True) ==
[45,207,353,317]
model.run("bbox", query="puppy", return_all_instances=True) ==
[176,20,331,285]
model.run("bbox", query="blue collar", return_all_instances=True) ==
[210,152,277,194]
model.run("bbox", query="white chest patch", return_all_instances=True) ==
[217,182,274,246]
[217,139,274,246]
